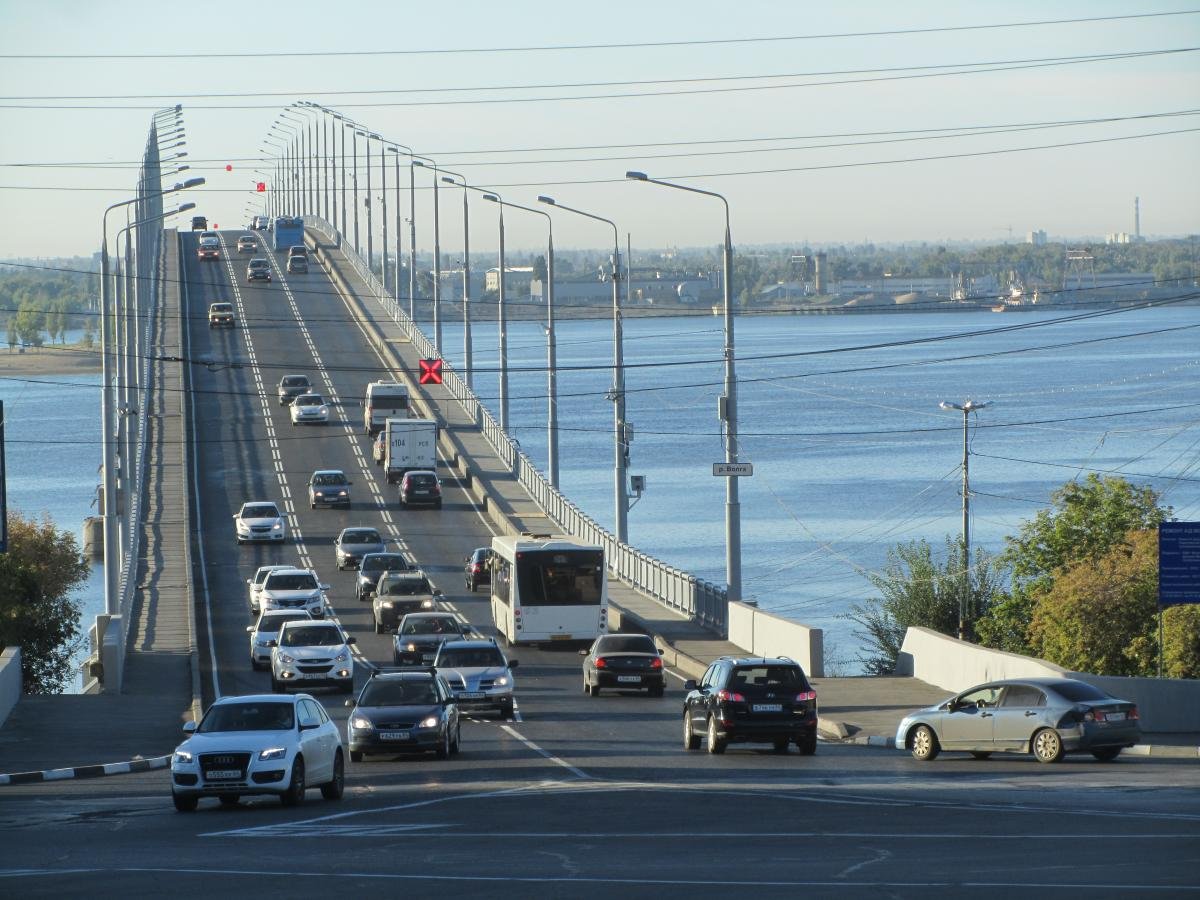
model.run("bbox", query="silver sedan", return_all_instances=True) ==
[896,677,1140,763]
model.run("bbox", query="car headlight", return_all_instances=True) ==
[337,490,347,496]
[334,649,349,663]
[421,600,433,609]
[418,715,439,729]
[381,600,393,608]
[271,521,283,531]
[405,643,417,653]
[350,716,373,730]
[494,675,510,687]
[173,750,193,765]
[279,654,295,665]
[258,747,287,761]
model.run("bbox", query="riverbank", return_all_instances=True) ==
[0,344,101,378]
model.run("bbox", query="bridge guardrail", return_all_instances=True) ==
[307,216,729,633]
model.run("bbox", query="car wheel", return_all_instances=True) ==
[1091,747,1122,762]
[591,684,601,697]
[349,750,363,763]
[706,716,727,755]
[172,792,198,813]
[499,701,514,719]
[582,678,590,695]
[436,728,451,760]
[375,619,384,635]
[910,725,939,761]
[796,733,817,756]
[250,658,263,672]
[1032,728,1064,764]
[218,794,240,807]
[649,685,665,698]
[434,500,442,510]
[773,737,790,754]
[280,756,305,807]
[452,724,462,755]
[969,751,993,760]
[270,675,283,694]
[683,711,701,751]
[320,751,344,800]
[468,581,475,593]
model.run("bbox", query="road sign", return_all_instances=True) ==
[0,400,6,552]
[1159,521,1200,607]
[712,462,753,477]
[419,358,443,385]
[256,182,266,193]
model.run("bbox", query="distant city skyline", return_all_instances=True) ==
[1,1,1197,259]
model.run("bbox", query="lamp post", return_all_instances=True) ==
[487,195,558,487]
[538,195,627,542]
[939,398,991,641]
[413,159,443,353]
[440,171,474,391]
[626,171,740,603]
[386,146,403,304]
[385,144,420,320]
[345,123,360,254]
[355,130,378,272]
[99,177,203,617]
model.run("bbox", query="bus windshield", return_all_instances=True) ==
[515,550,603,606]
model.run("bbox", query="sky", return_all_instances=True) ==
[1,0,1198,260]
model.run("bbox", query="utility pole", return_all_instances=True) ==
[940,398,990,640]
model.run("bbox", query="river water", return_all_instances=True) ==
[3,307,1198,683]
[444,302,1200,670]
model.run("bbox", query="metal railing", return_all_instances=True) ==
[307,216,728,632]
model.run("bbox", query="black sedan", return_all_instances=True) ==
[580,633,665,697]
[464,547,492,593]
[392,613,472,666]
[344,670,460,761]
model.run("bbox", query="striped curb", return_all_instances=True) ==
[0,755,170,786]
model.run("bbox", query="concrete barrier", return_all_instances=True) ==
[728,601,824,677]
[0,648,22,728]
[897,626,1200,732]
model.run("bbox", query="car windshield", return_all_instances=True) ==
[362,554,407,573]
[256,613,309,633]
[383,577,430,596]
[314,473,346,486]
[438,648,505,668]
[242,505,279,519]
[280,625,343,647]
[296,395,323,406]
[596,636,656,654]
[265,573,317,591]
[402,616,458,635]
[359,681,438,706]
[407,474,436,487]
[344,530,382,545]
[1052,681,1113,702]
[211,304,232,312]
[199,702,294,733]
[250,260,268,268]
[282,377,308,388]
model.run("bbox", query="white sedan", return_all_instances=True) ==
[170,693,344,811]
[290,393,329,425]
[234,501,286,544]
[247,564,292,615]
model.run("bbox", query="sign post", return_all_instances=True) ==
[712,462,753,477]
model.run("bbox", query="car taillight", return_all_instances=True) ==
[595,657,608,669]
[1129,706,1139,720]
[794,691,817,702]
[717,689,745,703]
[650,657,663,669]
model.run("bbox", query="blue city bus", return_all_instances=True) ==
[272,216,305,252]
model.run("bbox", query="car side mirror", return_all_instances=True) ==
[658,648,664,655]
[182,721,197,734]
[346,636,357,645]
[299,721,318,731]
[245,625,255,633]
[344,699,355,709]
[578,648,589,656]
[507,659,519,669]
[265,639,277,648]
[319,583,330,591]
[683,679,698,692]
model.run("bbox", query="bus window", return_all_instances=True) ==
[515,552,602,606]
[493,559,511,605]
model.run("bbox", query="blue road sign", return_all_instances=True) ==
[1159,521,1200,607]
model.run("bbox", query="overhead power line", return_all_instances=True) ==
[0,10,1194,59]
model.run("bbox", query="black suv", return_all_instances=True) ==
[682,657,817,755]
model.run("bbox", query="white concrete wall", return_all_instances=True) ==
[897,627,1200,732]
[0,648,22,728]
[728,602,824,677]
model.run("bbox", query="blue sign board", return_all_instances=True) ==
[0,399,6,553]
[1159,521,1200,607]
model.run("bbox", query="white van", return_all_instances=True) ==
[363,381,409,435]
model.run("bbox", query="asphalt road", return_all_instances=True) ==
[1,232,1196,896]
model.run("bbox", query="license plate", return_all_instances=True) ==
[1105,712,1126,721]
[753,703,783,713]
[301,672,327,679]
[550,634,572,641]
[206,769,241,780]
[421,655,435,662]
[459,692,485,700]
[617,675,642,683]
[380,732,411,741]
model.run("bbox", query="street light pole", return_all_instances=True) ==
[626,171,739,604]
[442,172,474,390]
[356,130,375,272]
[413,159,443,353]
[939,398,991,641]
[538,195,627,541]
[385,143,419,319]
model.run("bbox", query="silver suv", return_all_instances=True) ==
[260,567,328,618]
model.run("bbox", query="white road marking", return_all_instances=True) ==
[500,724,588,779]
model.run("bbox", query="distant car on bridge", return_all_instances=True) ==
[233,501,286,544]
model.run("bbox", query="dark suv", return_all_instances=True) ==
[683,657,817,756]
[399,469,441,509]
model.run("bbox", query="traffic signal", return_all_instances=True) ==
[225,164,233,172]
[419,358,443,385]
[256,182,266,193]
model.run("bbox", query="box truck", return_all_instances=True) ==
[384,418,437,483]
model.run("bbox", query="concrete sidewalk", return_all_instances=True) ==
[0,233,196,777]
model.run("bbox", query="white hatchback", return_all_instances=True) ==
[270,620,356,694]
[247,609,312,670]
[247,564,292,615]
[170,693,343,811]
[290,393,329,425]
[234,501,286,544]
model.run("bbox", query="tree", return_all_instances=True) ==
[845,537,1001,674]
[1163,605,1200,679]
[532,254,548,283]
[0,512,90,693]
[975,475,1168,655]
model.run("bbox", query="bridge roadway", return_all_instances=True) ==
[0,230,1197,896]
